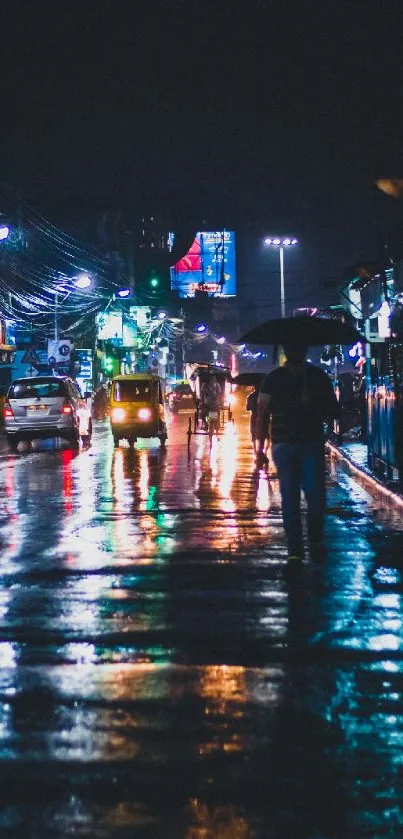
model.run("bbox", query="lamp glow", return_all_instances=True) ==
[74,273,92,289]
[138,408,152,420]
[0,225,10,241]
[379,300,391,316]
[112,407,126,422]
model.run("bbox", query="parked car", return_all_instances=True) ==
[0,383,8,430]
[3,375,92,449]
[168,382,195,413]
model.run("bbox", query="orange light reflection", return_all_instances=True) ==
[256,473,271,512]
[61,449,74,513]
[186,799,253,839]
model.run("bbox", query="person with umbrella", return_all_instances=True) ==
[246,384,260,444]
[233,372,266,446]
[200,375,222,430]
[255,340,340,561]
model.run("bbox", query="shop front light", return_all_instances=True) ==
[378,300,391,317]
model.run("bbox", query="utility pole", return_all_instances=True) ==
[180,307,186,378]
[54,291,58,341]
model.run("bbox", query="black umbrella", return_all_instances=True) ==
[232,372,266,386]
[240,316,366,347]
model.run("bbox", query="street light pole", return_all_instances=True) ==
[264,237,298,318]
[54,291,58,341]
[279,246,285,319]
[53,273,92,342]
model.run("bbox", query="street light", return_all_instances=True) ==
[0,225,10,241]
[73,273,92,290]
[264,237,298,318]
[53,274,93,340]
[115,287,132,298]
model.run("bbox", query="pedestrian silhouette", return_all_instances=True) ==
[255,341,340,560]
[246,385,259,445]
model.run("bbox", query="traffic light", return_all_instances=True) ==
[136,264,171,302]
[149,271,160,290]
[104,354,114,374]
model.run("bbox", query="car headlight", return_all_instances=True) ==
[138,408,152,420]
[112,407,126,422]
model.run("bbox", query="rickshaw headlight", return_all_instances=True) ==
[112,407,126,422]
[138,408,152,420]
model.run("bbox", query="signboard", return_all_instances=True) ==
[22,348,40,367]
[169,230,236,298]
[147,352,159,371]
[122,317,137,347]
[0,346,15,366]
[47,340,72,365]
[75,348,92,380]
[96,311,123,341]
[12,348,49,379]
[129,306,151,327]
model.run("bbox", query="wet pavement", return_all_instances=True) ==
[1,407,403,837]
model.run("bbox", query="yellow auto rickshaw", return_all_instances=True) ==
[109,373,168,447]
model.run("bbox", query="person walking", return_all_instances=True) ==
[255,341,340,560]
[92,385,108,420]
[200,376,222,429]
[246,385,259,445]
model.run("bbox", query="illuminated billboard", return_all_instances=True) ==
[169,230,236,298]
[96,311,122,342]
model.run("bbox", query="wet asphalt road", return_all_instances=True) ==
[1,407,403,838]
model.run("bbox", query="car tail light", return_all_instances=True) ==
[111,407,126,422]
[3,402,13,418]
[62,400,73,415]
[138,408,152,420]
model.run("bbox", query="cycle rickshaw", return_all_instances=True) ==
[187,364,234,441]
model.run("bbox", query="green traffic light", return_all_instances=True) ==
[150,276,159,288]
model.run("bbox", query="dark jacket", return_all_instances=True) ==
[260,362,339,444]
[246,389,259,416]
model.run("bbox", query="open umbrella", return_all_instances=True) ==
[239,316,366,347]
[375,178,403,199]
[232,372,266,386]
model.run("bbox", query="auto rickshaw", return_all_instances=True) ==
[109,373,168,447]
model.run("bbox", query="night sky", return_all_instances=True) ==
[1,1,403,317]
